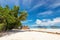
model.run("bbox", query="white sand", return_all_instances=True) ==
[0,31,60,40]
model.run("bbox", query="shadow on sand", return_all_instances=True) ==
[0,29,25,37]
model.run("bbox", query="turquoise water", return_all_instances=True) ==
[29,26,60,29]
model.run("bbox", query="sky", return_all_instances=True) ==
[0,0,60,28]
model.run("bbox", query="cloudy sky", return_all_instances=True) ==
[0,0,60,28]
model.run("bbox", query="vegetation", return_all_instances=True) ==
[0,5,28,32]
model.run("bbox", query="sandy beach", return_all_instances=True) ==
[0,29,60,40]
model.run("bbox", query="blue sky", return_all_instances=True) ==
[0,0,60,28]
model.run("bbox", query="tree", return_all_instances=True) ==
[0,5,28,31]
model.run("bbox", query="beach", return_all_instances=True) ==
[0,29,60,40]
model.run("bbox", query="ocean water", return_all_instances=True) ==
[29,26,60,29]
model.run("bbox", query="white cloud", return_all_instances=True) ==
[48,2,60,9]
[37,11,53,18]
[36,19,42,25]
[36,19,52,26]
[32,17,60,26]
[38,11,53,16]
[53,17,60,23]
[21,20,32,23]
[29,3,44,12]
[29,1,46,12]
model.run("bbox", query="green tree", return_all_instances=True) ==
[0,5,28,31]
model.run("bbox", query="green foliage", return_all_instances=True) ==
[0,23,5,32]
[0,5,28,32]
